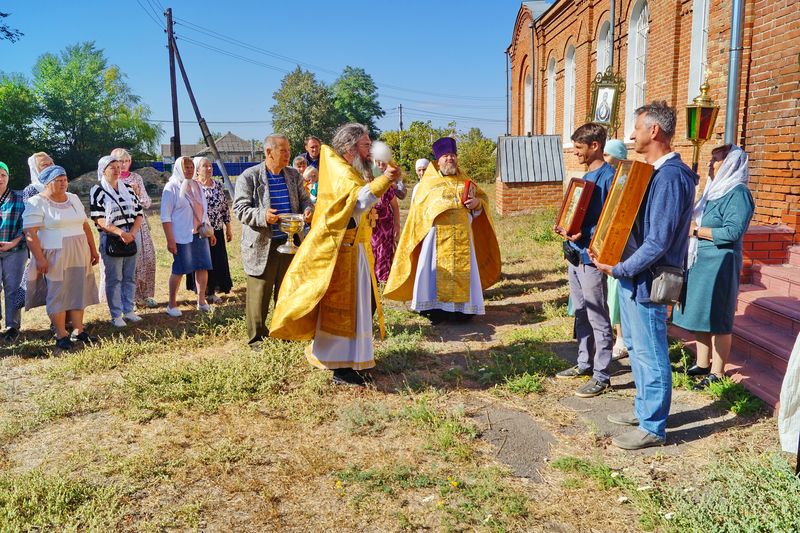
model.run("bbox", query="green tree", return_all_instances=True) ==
[270,67,338,156]
[457,127,497,182]
[32,42,160,176]
[0,74,38,188]
[0,12,23,43]
[380,120,456,174]
[331,66,384,135]
[197,131,223,144]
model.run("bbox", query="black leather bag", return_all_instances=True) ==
[562,241,581,267]
[105,233,137,257]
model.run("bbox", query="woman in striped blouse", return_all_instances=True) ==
[90,155,144,328]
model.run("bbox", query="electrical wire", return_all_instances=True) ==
[136,0,164,29]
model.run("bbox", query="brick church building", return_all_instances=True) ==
[504,0,799,406]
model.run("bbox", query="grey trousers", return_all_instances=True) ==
[568,263,614,382]
[0,249,26,329]
[245,242,294,344]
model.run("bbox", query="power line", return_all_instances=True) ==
[177,36,290,74]
[148,119,273,124]
[135,0,164,29]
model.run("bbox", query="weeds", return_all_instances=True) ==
[551,456,630,490]
[704,376,764,416]
[337,401,392,436]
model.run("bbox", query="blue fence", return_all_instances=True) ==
[136,161,258,177]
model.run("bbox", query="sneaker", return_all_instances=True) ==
[70,331,98,345]
[123,312,143,323]
[207,294,222,304]
[575,378,611,398]
[55,335,75,350]
[612,341,628,361]
[331,368,366,387]
[607,413,639,426]
[165,306,182,317]
[3,328,19,343]
[693,374,721,390]
[197,303,213,313]
[556,365,592,379]
[111,317,127,328]
[612,429,665,450]
[144,297,158,309]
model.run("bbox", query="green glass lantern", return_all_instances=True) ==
[686,81,720,173]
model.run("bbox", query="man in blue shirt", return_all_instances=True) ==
[591,101,697,450]
[554,123,616,398]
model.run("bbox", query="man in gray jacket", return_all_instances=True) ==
[234,134,313,345]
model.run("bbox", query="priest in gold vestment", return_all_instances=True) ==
[384,137,501,323]
[269,123,400,386]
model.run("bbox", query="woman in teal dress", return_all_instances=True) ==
[672,144,754,388]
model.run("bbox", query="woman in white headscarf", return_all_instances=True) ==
[160,156,215,317]
[673,144,755,388]
[22,152,54,203]
[90,155,144,328]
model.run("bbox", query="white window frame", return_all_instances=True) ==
[625,0,649,137]
[597,20,611,75]
[688,0,710,101]
[563,46,576,145]
[524,70,533,135]
[546,57,556,135]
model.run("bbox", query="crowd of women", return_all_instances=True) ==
[0,150,234,350]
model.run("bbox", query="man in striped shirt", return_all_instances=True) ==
[233,134,314,345]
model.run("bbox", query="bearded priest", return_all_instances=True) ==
[269,123,400,386]
[384,137,501,324]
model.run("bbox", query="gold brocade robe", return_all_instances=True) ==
[384,164,501,302]
[269,145,391,341]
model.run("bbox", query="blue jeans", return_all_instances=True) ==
[0,248,26,329]
[100,234,137,319]
[617,278,672,439]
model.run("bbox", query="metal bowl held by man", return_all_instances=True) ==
[277,213,304,254]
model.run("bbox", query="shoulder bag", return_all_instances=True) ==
[102,187,138,257]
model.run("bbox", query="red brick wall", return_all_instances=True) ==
[496,180,563,216]
[509,0,799,226]
[741,225,795,282]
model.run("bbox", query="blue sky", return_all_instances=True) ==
[2,0,527,148]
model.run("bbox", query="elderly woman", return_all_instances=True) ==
[23,165,100,350]
[186,156,232,303]
[112,148,158,309]
[293,155,308,184]
[0,162,27,342]
[673,144,755,388]
[23,152,54,203]
[303,166,319,205]
[161,156,215,316]
[90,156,144,327]
[369,152,401,283]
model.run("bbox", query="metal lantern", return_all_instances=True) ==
[686,81,720,173]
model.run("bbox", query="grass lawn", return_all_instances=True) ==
[0,182,796,531]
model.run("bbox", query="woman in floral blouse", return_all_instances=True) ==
[112,148,158,308]
[186,156,232,302]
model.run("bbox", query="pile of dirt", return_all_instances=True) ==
[69,166,171,198]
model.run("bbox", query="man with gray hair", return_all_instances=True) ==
[270,123,401,386]
[591,100,697,450]
[233,133,313,346]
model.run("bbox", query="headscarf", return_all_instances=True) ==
[415,158,430,171]
[0,162,8,175]
[169,156,207,231]
[27,155,46,192]
[97,155,136,226]
[687,145,750,268]
[603,140,627,161]
[38,165,67,186]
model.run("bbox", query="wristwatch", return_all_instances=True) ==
[692,227,699,237]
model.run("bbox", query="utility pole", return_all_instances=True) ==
[166,8,181,162]
[399,104,404,131]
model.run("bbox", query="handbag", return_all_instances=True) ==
[102,189,137,257]
[650,265,685,305]
[562,240,581,267]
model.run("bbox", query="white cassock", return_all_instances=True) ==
[309,185,380,370]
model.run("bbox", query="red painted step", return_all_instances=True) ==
[737,284,800,336]
[730,315,793,373]
[751,263,800,298]
[725,350,782,411]
[788,245,800,268]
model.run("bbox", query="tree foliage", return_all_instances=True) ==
[269,67,339,156]
[380,122,497,183]
[331,66,384,135]
[31,42,160,176]
[0,12,23,43]
[0,74,38,187]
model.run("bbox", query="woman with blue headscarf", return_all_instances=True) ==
[23,165,100,350]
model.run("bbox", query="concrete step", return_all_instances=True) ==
[751,263,800,298]
[789,245,800,268]
[737,284,800,336]
[725,350,783,411]
[730,315,793,373]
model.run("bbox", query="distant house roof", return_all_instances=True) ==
[196,132,254,156]
[160,143,205,158]
[496,135,565,184]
